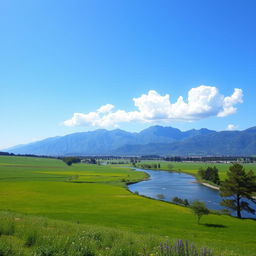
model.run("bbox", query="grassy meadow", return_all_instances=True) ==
[0,211,216,256]
[0,156,256,255]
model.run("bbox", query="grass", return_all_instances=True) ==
[0,211,216,256]
[0,156,256,255]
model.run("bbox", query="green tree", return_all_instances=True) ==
[220,163,256,218]
[191,201,209,224]
[198,166,220,185]
[62,157,81,166]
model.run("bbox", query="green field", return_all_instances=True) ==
[0,156,256,255]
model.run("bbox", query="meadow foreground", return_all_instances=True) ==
[0,156,255,255]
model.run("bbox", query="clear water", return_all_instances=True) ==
[128,168,256,219]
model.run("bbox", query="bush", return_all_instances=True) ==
[139,163,160,169]
[191,201,210,224]
[172,197,190,206]
[156,194,165,200]
[62,157,81,166]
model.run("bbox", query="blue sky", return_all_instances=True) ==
[1,0,256,149]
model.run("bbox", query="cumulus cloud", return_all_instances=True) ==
[64,85,243,128]
[217,88,243,117]
[97,104,114,113]
[226,124,238,131]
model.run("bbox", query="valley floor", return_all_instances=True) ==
[0,156,256,256]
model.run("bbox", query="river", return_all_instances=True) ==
[128,168,256,219]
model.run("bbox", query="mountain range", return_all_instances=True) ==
[5,126,256,156]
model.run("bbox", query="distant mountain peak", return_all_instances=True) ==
[5,125,256,156]
[244,126,256,132]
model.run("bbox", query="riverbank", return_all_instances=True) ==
[200,182,256,199]
[137,165,219,192]
[133,165,256,203]
[201,182,219,190]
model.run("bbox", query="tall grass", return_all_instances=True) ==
[0,211,220,256]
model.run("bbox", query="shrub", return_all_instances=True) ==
[156,194,165,200]
[172,197,190,206]
[191,201,210,224]
[62,157,81,166]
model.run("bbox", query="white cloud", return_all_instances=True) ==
[97,104,114,113]
[226,124,238,131]
[64,85,243,128]
[217,88,243,117]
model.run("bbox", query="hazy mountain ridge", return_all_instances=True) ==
[5,126,256,156]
